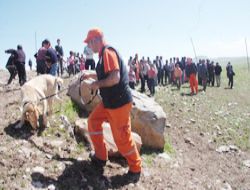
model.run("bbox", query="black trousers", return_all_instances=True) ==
[15,62,26,86]
[228,75,233,88]
[6,65,17,84]
[57,58,64,76]
[85,59,95,70]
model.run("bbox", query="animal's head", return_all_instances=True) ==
[23,103,40,129]
[56,77,64,86]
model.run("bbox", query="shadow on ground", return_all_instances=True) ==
[31,155,138,190]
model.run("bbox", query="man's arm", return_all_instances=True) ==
[90,70,120,91]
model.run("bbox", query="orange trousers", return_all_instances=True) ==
[88,102,142,173]
[189,73,198,94]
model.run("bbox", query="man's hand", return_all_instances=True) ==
[89,81,99,92]
[80,73,90,81]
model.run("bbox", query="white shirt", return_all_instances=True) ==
[84,46,93,60]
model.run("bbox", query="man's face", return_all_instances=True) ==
[57,40,60,45]
[88,38,99,53]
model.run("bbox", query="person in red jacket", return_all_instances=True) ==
[81,28,141,183]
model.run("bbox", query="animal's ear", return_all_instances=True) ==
[25,112,29,120]
[56,78,64,85]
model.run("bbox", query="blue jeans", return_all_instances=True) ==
[50,63,58,76]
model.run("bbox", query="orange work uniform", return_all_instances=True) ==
[88,46,141,173]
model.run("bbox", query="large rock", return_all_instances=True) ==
[75,119,142,157]
[130,90,166,149]
[67,74,166,149]
[67,71,101,113]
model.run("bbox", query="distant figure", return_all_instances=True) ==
[185,58,198,95]
[174,63,182,90]
[67,51,75,77]
[28,59,32,70]
[5,53,17,85]
[44,39,58,76]
[84,45,95,70]
[208,61,215,86]
[55,39,64,76]
[148,61,157,96]
[79,54,85,72]
[200,59,208,92]
[5,45,27,86]
[35,41,48,75]
[128,66,136,89]
[226,62,235,89]
[214,62,222,87]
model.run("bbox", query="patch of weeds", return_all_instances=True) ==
[164,136,175,154]
[42,126,57,137]
[235,127,250,150]
[76,142,85,154]
[141,146,159,167]
[55,99,80,123]
[21,181,25,188]
[142,154,155,167]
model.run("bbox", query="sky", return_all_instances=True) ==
[0,0,250,68]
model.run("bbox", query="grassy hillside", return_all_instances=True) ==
[155,62,250,150]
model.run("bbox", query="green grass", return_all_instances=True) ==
[76,142,85,154]
[154,63,250,151]
[55,99,80,123]
[164,136,175,154]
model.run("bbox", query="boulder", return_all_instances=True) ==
[68,75,166,149]
[67,71,101,113]
[75,119,142,157]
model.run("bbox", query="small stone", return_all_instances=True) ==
[158,153,171,162]
[46,154,53,159]
[190,119,196,123]
[48,184,56,190]
[32,166,45,174]
[216,146,230,153]
[143,170,150,177]
[129,183,135,187]
[25,168,31,173]
[184,137,195,146]
[243,160,250,168]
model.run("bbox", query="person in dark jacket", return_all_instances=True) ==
[5,45,26,86]
[55,39,64,76]
[43,39,58,76]
[5,53,17,85]
[200,59,208,91]
[208,61,215,86]
[226,62,235,89]
[35,41,47,75]
[214,62,222,87]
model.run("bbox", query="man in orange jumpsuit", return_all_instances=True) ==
[81,28,141,182]
[185,58,198,95]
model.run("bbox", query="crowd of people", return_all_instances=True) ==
[4,40,236,93]
[4,38,97,86]
[127,55,235,96]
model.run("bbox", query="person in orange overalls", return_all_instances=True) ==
[185,58,198,95]
[81,28,141,182]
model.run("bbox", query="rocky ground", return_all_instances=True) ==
[0,67,249,190]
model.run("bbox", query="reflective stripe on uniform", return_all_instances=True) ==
[123,146,136,156]
[88,131,103,136]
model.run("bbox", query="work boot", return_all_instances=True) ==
[124,171,141,183]
[89,152,106,168]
